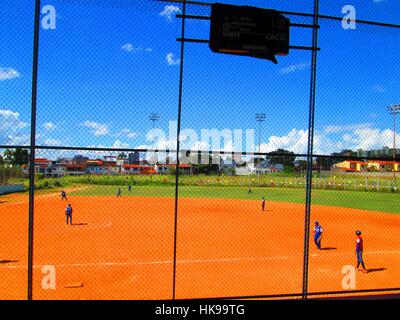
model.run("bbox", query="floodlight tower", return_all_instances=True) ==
[255,113,266,157]
[149,113,160,165]
[387,104,400,186]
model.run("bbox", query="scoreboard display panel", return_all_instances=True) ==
[209,3,290,62]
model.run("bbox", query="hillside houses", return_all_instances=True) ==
[21,154,400,177]
[22,153,192,177]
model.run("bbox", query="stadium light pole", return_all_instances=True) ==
[387,104,400,188]
[255,113,266,167]
[149,113,160,160]
[149,113,160,180]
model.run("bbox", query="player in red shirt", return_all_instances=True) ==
[355,230,367,273]
[261,195,266,211]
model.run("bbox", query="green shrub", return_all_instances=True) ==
[36,173,45,180]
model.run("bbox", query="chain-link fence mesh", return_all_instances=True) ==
[1,0,400,300]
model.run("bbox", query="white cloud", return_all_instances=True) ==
[166,53,180,66]
[136,123,397,157]
[122,43,135,52]
[160,5,181,21]
[111,140,129,149]
[343,134,353,142]
[0,109,27,133]
[43,122,57,131]
[86,140,130,149]
[5,134,30,146]
[372,84,385,93]
[346,127,395,150]
[373,0,388,3]
[0,109,29,145]
[255,124,398,155]
[280,62,310,75]
[191,140,210,151]
[43,138,62,146]
[258,129,310,154]
[0,67,20,81]
[117,129,138,139]
[323,123,373,134]
[122,43,152,53]
[82,121,109,136]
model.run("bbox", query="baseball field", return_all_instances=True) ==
[1,185,400,299]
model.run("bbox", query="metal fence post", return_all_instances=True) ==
[302,0,320,300]
[172,0,187,301]
[27,0,42,301]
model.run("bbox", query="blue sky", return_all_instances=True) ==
[1,0,399,159]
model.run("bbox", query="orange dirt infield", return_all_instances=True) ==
[1,194,400,300]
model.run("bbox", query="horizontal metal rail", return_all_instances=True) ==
[155,0,400,29]
[177,287,400,300]
[1,144,398,162]
[176,37,321,51]
[176,14,320,29]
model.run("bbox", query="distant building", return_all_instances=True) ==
[156,164,191,175]
[86,159,118,175]
[22,158,51,175]
[333,160,366,172]
[332,160,400,173]
[366,160,400,172]
[104,155,117,162]
[356,147,398,158]
[219,158,237,175]
[62,164,86,176]
[73,155,89,165]
[128,151,140,165]
[123,164,157,175]
[235,159,284,175]
[255,159,284,174]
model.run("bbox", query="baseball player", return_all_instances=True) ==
[356,230,368,273]
[117,187,122,198]
[261,195,266,211]
[65,203,73,225]
[60,189,67,201]
[313,221,323,250]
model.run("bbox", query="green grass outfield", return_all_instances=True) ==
[69,184,400,214]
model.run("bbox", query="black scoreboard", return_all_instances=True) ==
[209,3,290,63]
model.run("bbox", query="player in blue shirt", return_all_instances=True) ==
[65,203,73,225]
[313,221,323,250]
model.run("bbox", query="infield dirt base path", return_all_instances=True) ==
[1,194,400,299]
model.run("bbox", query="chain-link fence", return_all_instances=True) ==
[1,0,400,300]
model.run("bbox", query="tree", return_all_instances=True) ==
[315,156,334,171]
[266,149,296,167]
[13,147,29,165]
[3,149,13,164]
[117,152,127,160]
[294,160,308,173]
[0,155,3,165]
[224,167,236,176]
[253,157,265,166]
[2,148,29,165]
[191,155,220,175]
[330,149,357,165]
